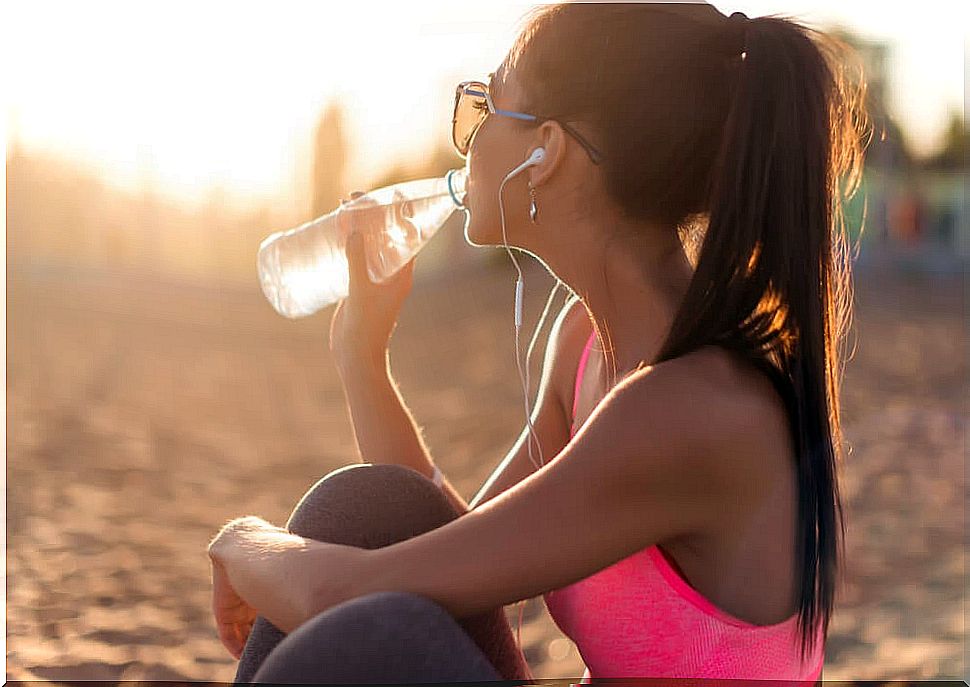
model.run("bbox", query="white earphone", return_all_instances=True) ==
[496,145,564,656]
[504,147,546,185]
[495,146,564,474]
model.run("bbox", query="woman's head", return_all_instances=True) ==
[463,1,870,663]
[463,3,747,256]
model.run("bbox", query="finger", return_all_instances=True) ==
[218,625,238,657]
[235,624,249,653]
[386,258,414,289]
[395,255,417,281]
[227,633,239,659]
[341,191,364,206]
[345,230,369,292]
[228,625,245,658]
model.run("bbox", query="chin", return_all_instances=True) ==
[461,202,491,248]
[458,186,483,246]
[463,214,506,249]
[461,192,518,249]
[462,213,486,248]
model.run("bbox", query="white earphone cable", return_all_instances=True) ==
[498,168,560,471]
[523,280,563,466]
[497,150,559,654]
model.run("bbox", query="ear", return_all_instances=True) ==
[530,120,567,187]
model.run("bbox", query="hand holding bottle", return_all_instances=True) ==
[329,191,417,373]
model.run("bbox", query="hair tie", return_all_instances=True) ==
[727,11,749,59]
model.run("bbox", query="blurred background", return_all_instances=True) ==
[4,0,967,682]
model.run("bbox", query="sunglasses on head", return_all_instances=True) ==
[451,77,603,164]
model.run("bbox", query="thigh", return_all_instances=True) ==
[251,591,504,684]
[235,464,530,682]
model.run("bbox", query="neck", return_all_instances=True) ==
[561,225,694,389]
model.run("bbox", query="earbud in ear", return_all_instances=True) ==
[525,147,546,166]
[502,147,548,182]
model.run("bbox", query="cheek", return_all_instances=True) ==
[464,145,520,246]
[464,157,490,226]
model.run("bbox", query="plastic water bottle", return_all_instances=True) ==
[257,167,468,318]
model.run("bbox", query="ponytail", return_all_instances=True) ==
[652,14,869,662]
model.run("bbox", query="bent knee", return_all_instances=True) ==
[305,462,440,499]
[285,463,461,546]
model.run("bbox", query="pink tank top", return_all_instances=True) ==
[541,330,825,682]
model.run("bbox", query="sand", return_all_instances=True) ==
[5,256,966,681]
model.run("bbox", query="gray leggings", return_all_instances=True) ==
[233,463,534,684]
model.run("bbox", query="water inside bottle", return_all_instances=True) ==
[258,221,350,318]
[353,190,459,283]
[258,174,466,318]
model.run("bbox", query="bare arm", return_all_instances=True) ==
[340,294,585,516]
[315,353,756,621]
[217,351,765,634]
[219,294,582,631]
[337,352,469,514]
[470,294,586,509]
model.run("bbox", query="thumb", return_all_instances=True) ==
[345,230,370,291]
[389,253,416,285]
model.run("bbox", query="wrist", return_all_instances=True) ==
[347,545,392,601]
[336,348,389,380]
[305,543,384,621]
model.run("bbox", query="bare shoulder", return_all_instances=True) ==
[691,346,790,435]
[599,350,718,454]
[558,345,763,540]
[630,345,793,474]
[618,346,787,477]
[547,344,793,543]
[555,293,592,353]
[545,293,592,407]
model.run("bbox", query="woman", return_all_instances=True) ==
[208,2,868,682]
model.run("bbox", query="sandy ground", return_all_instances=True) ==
[6,255,966,681]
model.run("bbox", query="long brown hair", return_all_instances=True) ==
[509,1,870,661]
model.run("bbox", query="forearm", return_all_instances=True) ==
[337,352,470,514]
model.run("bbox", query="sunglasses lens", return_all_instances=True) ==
[453,84,488,156]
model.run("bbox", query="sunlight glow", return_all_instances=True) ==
[4,0,964,210]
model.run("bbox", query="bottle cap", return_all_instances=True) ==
[447,168,468,209]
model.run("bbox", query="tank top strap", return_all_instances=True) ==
[572,330,597,423]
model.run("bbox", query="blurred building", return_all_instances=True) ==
[311,102,348,219]
[6,145,292,287]
[831,26,968,274]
